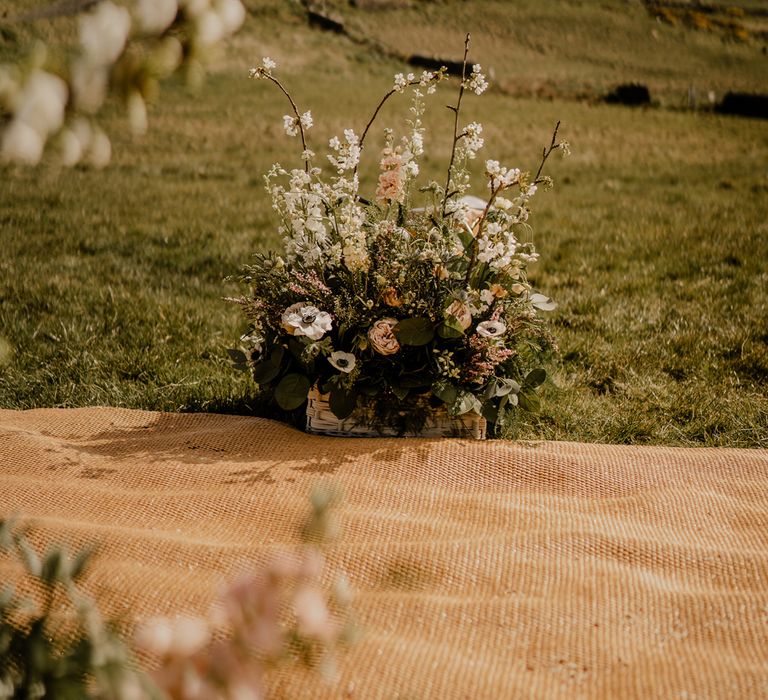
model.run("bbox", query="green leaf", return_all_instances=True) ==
[496,378,522,396]
[452,391,481,416]
[18,540,41,577]
[252,346,285,384]
[275,373,310,410]
[393,317,434,346]
[437,314,465,339]
[399,373,431,389]
[0,584,16,609]
[227,348,249,372]
[40,547,65,585]
[70,546,95,581]
[227,348,247,364]
[391,385,409,401]
[481,402,499,423]
[524,368,547,388]
[329,386,357,420]
[455,225,474,251]
[518,389,541,413]
[432,380,458,405]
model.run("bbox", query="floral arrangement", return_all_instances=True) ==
[232,37,567,436]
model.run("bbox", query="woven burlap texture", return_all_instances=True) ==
[1,407,766,699]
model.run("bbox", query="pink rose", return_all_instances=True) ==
[368,317,400,355]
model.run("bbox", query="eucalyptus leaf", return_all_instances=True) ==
[432,380,458,405]
[252,360,281,384]
[227,348,248,371]
[495,378,521,396]
[524,368,547,388]
[530,293,557,311]
[329,386,357,420]
[481,402,499,423]
[518,389,541,413]
[452,392,481,416]
[393,317,434,346]
[275,373,310,410]
[252,346,285,384]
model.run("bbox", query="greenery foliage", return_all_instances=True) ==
[0,517,147,699]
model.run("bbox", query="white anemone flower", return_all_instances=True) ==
[328,351,356,373]
[476,320,507,338]
[281,303,332,341]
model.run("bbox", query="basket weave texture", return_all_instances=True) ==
[305,387,486,439]
[2,407,767,698]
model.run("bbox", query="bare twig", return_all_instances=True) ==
[533,121,561,184]
[354,72,442,176]
[264,74,310,172]
[440,33,471,218]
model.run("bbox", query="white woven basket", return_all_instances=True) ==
[305,387,486,439]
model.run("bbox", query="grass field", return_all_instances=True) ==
[1,0,767,446]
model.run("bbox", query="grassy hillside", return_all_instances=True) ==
[1,1,766,445]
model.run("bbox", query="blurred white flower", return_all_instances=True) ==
[79,1,132,66]
[70,58,108,113]
[134,0,178,34]
[196,9,225,44]
[214,0,246,34]
[127,91,148,135]
[14,70,68,137]
[151,36,184,76]
[1,119,44,164]
[180,0,209,18]
[58,127,83,166]
[293,586,333,641]
[87,127,112,168]
[328,351,356,373]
